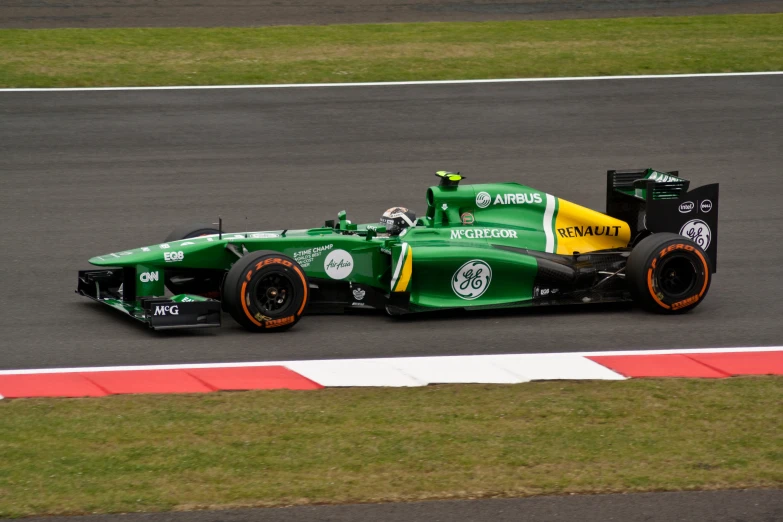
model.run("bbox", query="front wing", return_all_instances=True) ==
[77,269,222,330]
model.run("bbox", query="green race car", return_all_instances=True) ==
[77,169,719,331]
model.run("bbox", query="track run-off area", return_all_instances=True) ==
[1,73,781,371]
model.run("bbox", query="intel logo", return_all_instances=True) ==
[678,201,694,213]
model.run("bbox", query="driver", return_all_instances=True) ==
[380,207,416,236]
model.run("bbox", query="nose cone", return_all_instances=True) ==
[86,231,282,268]
[89,247,162,267]
[89,255,115,266]
[88,234,228,267]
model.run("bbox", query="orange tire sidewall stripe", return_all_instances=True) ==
[241,280,263,326]
[292,265,308,316]
[692,248,710,298]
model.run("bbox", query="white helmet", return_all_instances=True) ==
[380,207,416,235]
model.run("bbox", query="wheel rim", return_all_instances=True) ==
[252,273,295,314]
[657,256,698,298]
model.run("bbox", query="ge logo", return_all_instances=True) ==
[475,191,491,209]
[680,219,711,250]
[452,260,492,300]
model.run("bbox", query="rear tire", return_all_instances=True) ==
[627,232,712,314]
[163,223,224,298]
[222,250,309,332]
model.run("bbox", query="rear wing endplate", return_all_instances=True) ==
[607,169,719,272]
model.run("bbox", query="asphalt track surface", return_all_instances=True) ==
[1,74,782,371]
[16,490,783,522]
[2,0,782,28]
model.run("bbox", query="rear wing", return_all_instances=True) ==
[606,169,719,272]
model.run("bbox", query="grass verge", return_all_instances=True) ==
[0,14,781,88]
[1,377,781,517]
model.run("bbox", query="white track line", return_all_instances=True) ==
[0,346,779,375]
[1,72,781,93]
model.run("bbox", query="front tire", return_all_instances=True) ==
[222,251,309,332]
[627,232,712,314]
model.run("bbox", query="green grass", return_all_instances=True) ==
[1,378,781,517]
[0,14,781,88]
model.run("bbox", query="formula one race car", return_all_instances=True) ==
[77,169,719,331]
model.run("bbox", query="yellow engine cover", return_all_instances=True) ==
[554,199,631,254]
